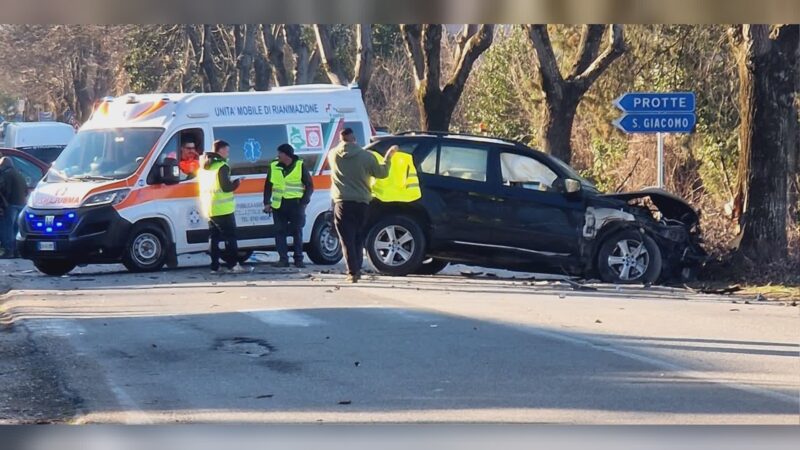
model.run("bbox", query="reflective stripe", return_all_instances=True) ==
[198,160,235,217]
[270,160,305,209]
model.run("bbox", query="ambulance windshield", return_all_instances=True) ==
[46,128,163,182]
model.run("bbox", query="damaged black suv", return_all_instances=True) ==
[364,131,706,284]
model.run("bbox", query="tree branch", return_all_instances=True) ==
[524,24,565,101]
[400,24,425,86]
[443,24,494,99]
[569,25,605,78]
[314,24,349,86]
[573,24,626,92]
[262,24,288,87]
[454,24,478,64]
[353,24,374,93]
[421,24,443,93]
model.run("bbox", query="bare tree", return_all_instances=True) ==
[523,24,626,164]
[237,24,258,91]
[730,24,799,263]
[283,24,320,85]
[261,24,289,86]
[314,24,374,95]
[186,24,222,92]
[400,24,494,131]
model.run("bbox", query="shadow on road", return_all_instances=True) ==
[9,304,798,422]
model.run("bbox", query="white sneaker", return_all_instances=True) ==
[230,264,253,274]
[211,267,228,274]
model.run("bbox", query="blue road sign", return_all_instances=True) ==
[614,92,695,113]
[613,112,696,134]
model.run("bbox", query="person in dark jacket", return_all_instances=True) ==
[198,140,250,274]
[0,157,27,258]
[263,143,313,268]
[328,128,395,282]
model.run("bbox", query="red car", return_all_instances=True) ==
[0,147,50,194]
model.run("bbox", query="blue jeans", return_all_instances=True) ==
[274,199,306,262]
[1,205,21,256]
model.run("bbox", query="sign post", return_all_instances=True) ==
[613,92,696,189]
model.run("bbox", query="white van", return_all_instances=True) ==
[17,85,372,275]
[3,122,76,164]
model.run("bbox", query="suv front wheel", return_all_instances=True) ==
[597,229,663,284]
[366,215,427,276]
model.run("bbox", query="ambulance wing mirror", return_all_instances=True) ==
[160,157,180,185]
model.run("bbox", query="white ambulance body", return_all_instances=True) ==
[18,85,370,275]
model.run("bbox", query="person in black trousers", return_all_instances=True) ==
[263,143,313,268]
[327,128,395,282]
[199,140,250,274]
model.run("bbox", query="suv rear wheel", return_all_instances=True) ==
[366,215,427,276]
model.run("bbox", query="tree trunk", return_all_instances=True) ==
[284,24,319,85]
[262,24,288,87]
[524,24,625,165]
[733,25,799,263]
[253,28,272,91]
[401,24,494,132]
[195,24,221,92]
[541,96,579,163]
[237,24,257,91]
[314,25,348,86]
[353,24,374,95]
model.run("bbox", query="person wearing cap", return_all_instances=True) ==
[328,128,396,283]
[263,143,313,268]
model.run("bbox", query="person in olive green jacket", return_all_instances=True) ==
[328,128,396,282]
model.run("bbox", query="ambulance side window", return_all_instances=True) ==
[148,128,204,184]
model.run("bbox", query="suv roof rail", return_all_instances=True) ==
[394,130,526,147]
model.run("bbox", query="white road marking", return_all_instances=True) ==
[241,310,323,327]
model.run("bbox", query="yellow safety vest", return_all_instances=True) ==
[371,151,421,202]
[270,160,305,209]
[198,160,235,218]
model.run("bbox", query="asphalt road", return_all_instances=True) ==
[1,255,798,424]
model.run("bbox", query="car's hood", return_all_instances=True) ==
[601,188,699,224]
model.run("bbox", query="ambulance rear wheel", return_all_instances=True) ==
[123,224,168,272]
[307,212,342,265]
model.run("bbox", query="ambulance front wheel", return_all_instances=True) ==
[33,259,76,276]
[122,223,169,272]
[306,212,342,265]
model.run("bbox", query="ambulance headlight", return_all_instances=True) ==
[82,188,131,207]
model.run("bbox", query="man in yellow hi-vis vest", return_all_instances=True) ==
[371,146,422,203]
[263,143,313,268]
[198,140,249,274]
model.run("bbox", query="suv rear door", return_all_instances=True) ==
[417,139,501,244]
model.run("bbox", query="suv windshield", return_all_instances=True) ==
[46,128,163,182]
[18,146,66,165]
[548,156,600,193]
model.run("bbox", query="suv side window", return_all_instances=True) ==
[10,156,44,188]
[424,144,488,182]
[499,152,558,192]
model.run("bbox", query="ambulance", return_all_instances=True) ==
[17,85,371,275]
